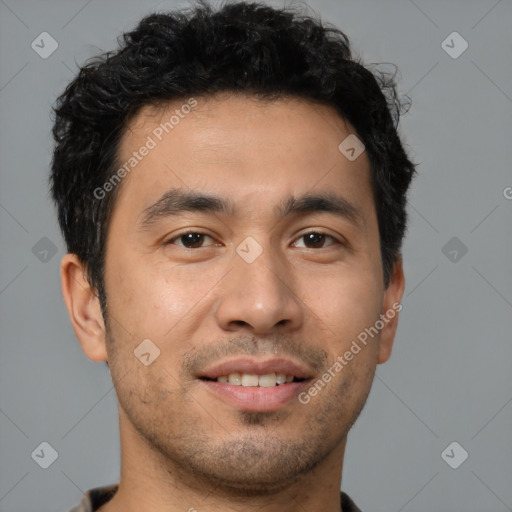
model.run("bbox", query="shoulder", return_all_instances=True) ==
[68,484,118,512]
[340,491,364,512]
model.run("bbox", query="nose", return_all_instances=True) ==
[214,243,304,335]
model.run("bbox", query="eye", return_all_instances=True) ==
[292,231,340,249]
[166,231,216,249]
[165,230,341,250]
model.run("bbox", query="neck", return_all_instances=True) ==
[100,406,347,512]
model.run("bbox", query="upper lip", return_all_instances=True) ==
[198,357,315,380]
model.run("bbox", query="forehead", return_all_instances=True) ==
[112,93,374,225]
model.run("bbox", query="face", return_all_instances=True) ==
[71,93,404,495]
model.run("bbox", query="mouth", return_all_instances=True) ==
[197,358,313,412]
[200,373,302,387]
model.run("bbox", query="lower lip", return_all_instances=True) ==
[199,380,307,412]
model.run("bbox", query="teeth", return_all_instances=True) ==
[276,374,287,385]
[241,374,259,387]
[259,373,277,387]
[217,372,296,386]
[228,373,241,385]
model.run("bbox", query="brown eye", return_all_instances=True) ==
[293,232,338,249]
[167,232,214,249]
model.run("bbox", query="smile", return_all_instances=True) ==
[197,358,313,412]
[202,372,297,387]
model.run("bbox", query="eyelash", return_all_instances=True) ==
[165,230,342,250]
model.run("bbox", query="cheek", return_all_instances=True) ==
[104,250,217,340]
[306,267,383,351]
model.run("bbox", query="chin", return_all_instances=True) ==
[175,434,331,497]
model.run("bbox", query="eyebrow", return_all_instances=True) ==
[138,188,365,230]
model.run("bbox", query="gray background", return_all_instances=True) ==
[1,0,511,511]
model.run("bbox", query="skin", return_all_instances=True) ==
[61,93,405,512]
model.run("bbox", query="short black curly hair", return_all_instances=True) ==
[50,0,416,315]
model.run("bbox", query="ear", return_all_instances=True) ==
[60,253,108,363]
[377,255,405,364]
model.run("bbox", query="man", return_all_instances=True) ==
[50,1,415,511]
